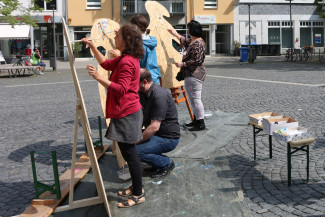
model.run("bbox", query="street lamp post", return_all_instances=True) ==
[51,4,57,71]
[286,0,293,62]
[248,3,252,63]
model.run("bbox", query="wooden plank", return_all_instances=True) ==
[290,138,315,148]
[20,146,109,217]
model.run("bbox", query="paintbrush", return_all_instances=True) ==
[71,38,101,43]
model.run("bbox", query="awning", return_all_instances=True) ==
[0,25,30,40]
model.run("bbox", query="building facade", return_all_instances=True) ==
[0,0,66,61]
[67,0,235,57]
[234,0,324,54]
[67,0,120,60]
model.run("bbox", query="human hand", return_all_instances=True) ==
[174,62,182,68]
[80,37,95,48]
[110,49,121,58]
[167,29,174,35]
[86,64,99,79]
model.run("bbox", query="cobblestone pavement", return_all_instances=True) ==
[1,56,325,216]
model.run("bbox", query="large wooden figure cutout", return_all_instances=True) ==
[57,18,111,216]
[90,18,127,168]
[145,1,184,89]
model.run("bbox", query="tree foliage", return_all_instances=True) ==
[314,0,325,19]
[0,0,52,26]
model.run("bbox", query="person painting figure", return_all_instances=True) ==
[82,24,145,208]
[31,49,46,73]
[111,15,161,85]
[137,69,180,178]
[167,20,206,131]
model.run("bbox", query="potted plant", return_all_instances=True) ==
[72,42,82,58]
[234,40,241,56]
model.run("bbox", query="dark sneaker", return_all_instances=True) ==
[151,160,175,178]
[143,166,159,173]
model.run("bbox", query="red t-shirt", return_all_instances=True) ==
[100,54,141,119]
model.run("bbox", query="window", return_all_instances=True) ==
[204,0,217,9]
[300,21,324,47]
[35,0,57,10]
[172,2,184,13]
[87,0,101,9]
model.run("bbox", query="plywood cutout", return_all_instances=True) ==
[145,1,184,89]
[90,18,127,168]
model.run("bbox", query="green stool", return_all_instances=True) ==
[85,116,104,152]
[287,137,315,186]
[30,150,61,199]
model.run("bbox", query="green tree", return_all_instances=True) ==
[0,0,52,26]
[314,0,325,19]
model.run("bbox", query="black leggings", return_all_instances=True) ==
[118,142,143,196]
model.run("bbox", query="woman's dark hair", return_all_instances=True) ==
[130,14,150,34]
[120,24,144,59]
[187,20,203,37]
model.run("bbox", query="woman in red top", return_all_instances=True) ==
[82,24,145,208]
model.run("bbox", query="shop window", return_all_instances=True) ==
[313,27,324,47]
[282,28,291,48]
[35,0,56,10]
[204,0,217,9]
[87,0,101,9]
[300,28,312,47]
[268,28,280,44]
[74,28,92,57]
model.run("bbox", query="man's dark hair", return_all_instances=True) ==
[187,20,202,37]
[140,69,152,83]
[120,24,144,59]
[130,14,150,34]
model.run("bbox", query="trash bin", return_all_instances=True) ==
[251,48,257,61]
[50,56,57,71]
[240,47,249,62]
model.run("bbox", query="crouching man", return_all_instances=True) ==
[137,69,180,178]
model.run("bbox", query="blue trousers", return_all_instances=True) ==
[136,136,179,170]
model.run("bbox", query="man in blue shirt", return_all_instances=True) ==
[137,69,180,178]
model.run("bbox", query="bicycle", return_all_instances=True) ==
[12,55,42,76]
[320,48,325,63]
[301,46,313,63]
[285,49,298,62]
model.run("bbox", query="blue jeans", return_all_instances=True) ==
[37,62,46,70]
[136,136,179,170]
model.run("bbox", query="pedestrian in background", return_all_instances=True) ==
[167,20,206,131]
[82,24,145,208]
[31,49,46,73]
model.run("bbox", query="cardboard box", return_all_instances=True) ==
[249,112,282,125]
[273,127,312,142]
[262,116,298,135]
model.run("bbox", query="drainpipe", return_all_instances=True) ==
[112,0,114,20]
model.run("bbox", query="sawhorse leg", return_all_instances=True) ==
[287,143,310,186]
[253,125,262,161]
[269,135,272,159]
[170,86,194,121]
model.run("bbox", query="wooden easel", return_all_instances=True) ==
[54,18,111,216]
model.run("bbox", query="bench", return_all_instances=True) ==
[0,65,40,77]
